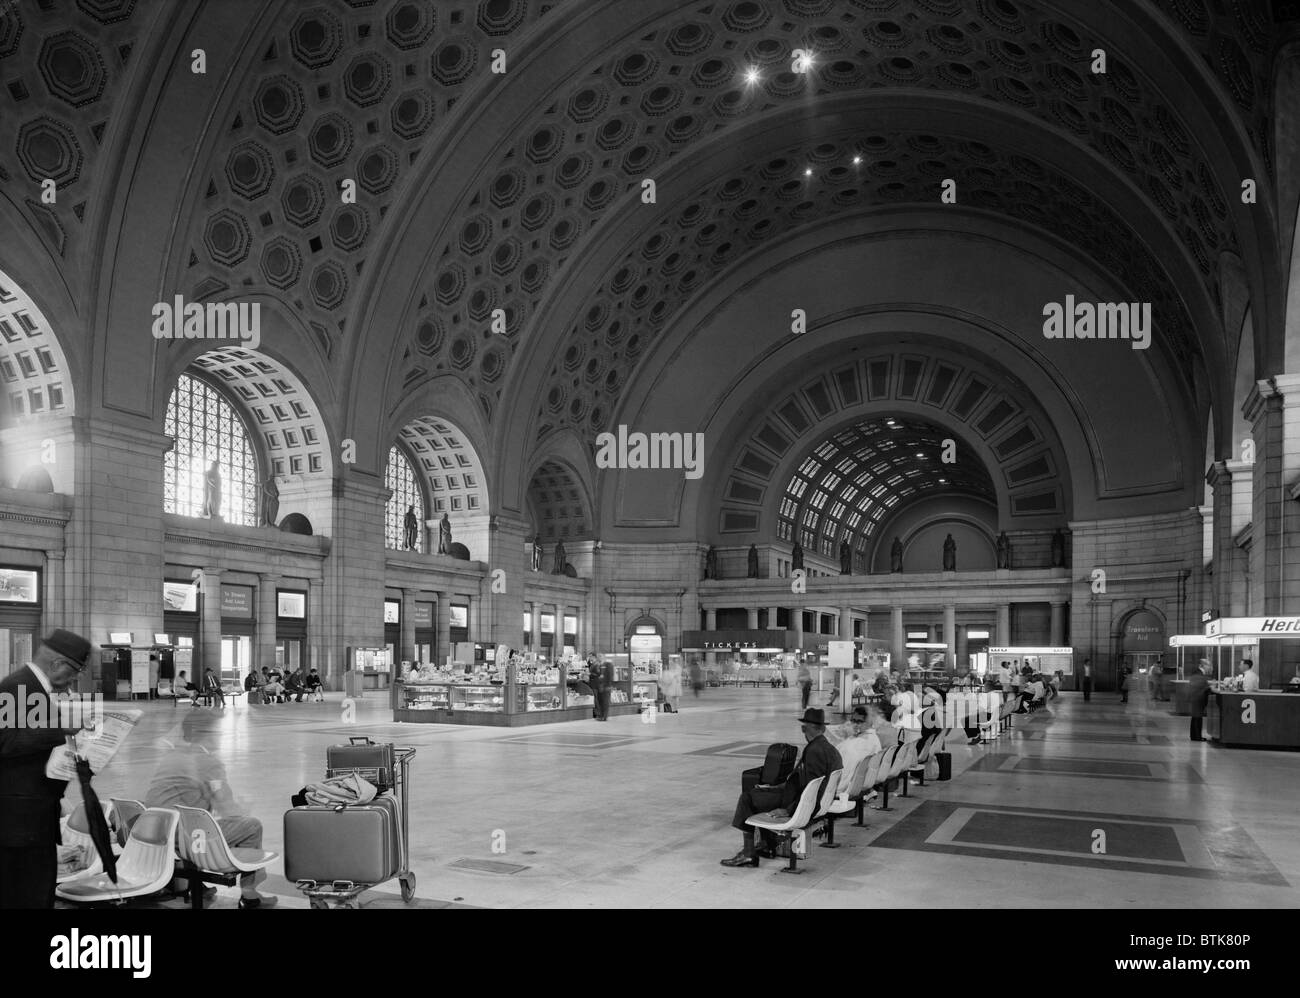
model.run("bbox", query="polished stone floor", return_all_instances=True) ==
[63,685,1300,909]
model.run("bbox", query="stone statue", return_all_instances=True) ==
[553,538,567,575]
[531,536,542,572]
[890,536,903,573]
[202,461,222,520]
[942,533,957,572]
[261,475,279,528]
[747,544,759,579]
[438,512,452,554]
[996,531,1010,570]
[404,505,418,550]
[839,540,852,575]
[791,540,803,572]
[704,545,718,580]
[1051,528,1066,568]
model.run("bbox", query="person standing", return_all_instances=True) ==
[1081,658,1093,702]
[796,659,812,711]
[1119,662,1131,704]
[660,660,682,713]
[596,660,614,722]
[0,629,91,909]
[1187,660,1212,742]
[689,658,703,698]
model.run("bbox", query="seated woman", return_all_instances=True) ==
[304,667,324,701]
[176,670,201,705]
[244,669,265,703]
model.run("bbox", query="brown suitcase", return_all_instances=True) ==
[326,737,397,792]
[284,794,400,885]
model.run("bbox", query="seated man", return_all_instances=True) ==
[722,708,843,867]
[304,667,324,701]
[825,704,882,796]
[176,670,200,705]
[201,667,225,708]
[1017,676,1046,712]
[145,712,277,908]
[259,667,285,704]
[284,669,305,703]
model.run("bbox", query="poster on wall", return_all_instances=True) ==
[163,580,198,613]
[0,568,39,604]
[383,600,400,624]
[449,605,468,629]
[278,591,306,618]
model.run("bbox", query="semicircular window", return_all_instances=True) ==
[164,373,260,525]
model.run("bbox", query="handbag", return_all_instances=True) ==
[301,772,377,808]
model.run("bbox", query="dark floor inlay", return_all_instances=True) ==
[870,800,1287,886]
[685,740,771,758]
[448,858,530,875]
[965,753,1202,782]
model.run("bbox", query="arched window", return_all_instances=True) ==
[385,444,424,551]
[164,374,259,525]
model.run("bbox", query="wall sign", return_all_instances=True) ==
[0,568,39,604]
[220,585,253,618]
[449,604,468,629]
[413,602,433,628]
[162,580,198,613]
[277,591,306,619]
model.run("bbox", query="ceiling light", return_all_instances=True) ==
[804,167,813,177]
[744,67,760,85]
[915,452,925,459]
[852,155,862,165]
[938,478,947,483]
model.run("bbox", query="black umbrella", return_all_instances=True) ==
[70,745,118,884]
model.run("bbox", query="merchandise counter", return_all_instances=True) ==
[395,680,598,727]
[1205,690,1300,749]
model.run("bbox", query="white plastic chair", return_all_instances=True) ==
[173,805,278,909]
[745,776,826,874]
[57,801,114,883]
[110,798,146,847]
[56,807,180,904]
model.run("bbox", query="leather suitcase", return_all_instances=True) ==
[741,742,798,793]
[326,738,396,792]
[284,794,400,884]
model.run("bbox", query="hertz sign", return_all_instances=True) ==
[1205,616,1300,637]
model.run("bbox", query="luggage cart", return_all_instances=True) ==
[292,738,417,909]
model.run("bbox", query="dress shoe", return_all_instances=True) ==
[238,893,279,909]
[754,845,776,859]
[720,851,759,868]
[183,886,218,903]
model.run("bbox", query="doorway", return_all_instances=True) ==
[276,637,304,674]
[220,635,252,685]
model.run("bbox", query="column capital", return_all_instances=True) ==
[1244,374,1300,424]
[44,549,65,561]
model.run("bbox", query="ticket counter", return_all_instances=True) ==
[1206,691,1300,749]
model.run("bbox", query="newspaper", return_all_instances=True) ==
[45,708,143,781]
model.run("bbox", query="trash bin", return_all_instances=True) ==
[936,751,952,781]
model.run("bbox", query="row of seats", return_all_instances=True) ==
[745,729,947,873]
[56,798,276,909]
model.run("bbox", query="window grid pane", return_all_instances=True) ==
[163,374,258,525]
[385,445,425,552]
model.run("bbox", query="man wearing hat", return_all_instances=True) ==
[721,707,843,867]
[0,629,91,908]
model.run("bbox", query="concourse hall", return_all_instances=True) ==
[1,0,1299,914]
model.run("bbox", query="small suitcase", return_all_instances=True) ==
[284,793,400,884]
[741,742,798,793]
[326,737,397,792]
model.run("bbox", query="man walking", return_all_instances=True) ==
[1187,660,1212,742]
[0,629,91,908]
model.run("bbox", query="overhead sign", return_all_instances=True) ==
[1206,617,1300,637]
[1170,635,1216,647]
[988,647,1073,655]
[1201,609,1217,624]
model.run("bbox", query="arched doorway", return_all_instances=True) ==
[626,615,664,672]
[1117,608,1166,695]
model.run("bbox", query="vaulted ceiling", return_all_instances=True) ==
[0,0,1290,524]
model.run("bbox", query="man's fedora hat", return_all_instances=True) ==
[42,628,91,670]
[796,707,826,725]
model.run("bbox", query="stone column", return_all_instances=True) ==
[944,604,957,671]
[792,606,804,650]
[839,605,852,639]
[747,607,759,630]
[1050,601,1066,647]
[308,577,325,683]
[199,568,222,684]
[997,603,1011,647]
[43,549,65,633]
[768,606,781,633]
[257,572,279,676]
[401,587,416,666]
[1207,460,1253,618]
[435,592,451,668]
[705,606,717,666]
[484,514,528,650]
[320,473,389,680]
[530,599,542,657]
[891,605,904,671]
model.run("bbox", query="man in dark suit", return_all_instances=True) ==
[0,629,91,908]
[1187,659,1213,742]
[722,708,843,867]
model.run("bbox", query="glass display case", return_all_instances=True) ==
[520,684,562,711]
[401,683,450,711]
[450,684,505,712]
